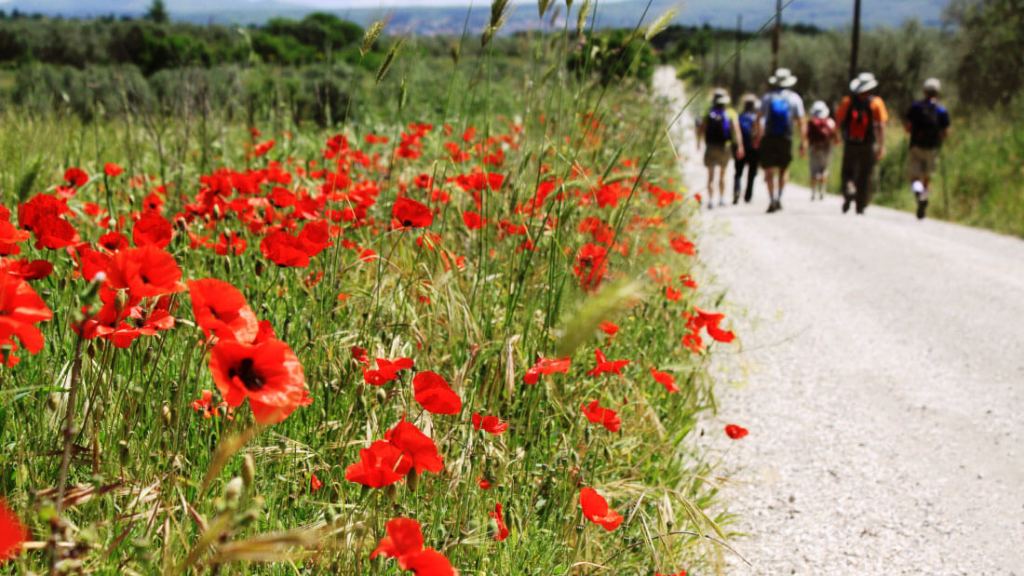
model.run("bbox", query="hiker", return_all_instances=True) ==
[807,100,840,201]
[733,94,759,204]
[755,68,806,213]
[696,91,745,210]
[836,72,889,214]
[904,77,950,219]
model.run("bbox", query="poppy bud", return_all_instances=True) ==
[406,468,418,493]
[255,261,264,277]
[242,454,256,489]
[47,393,60,412]
[118,440,130,467]
[375,388,388,405]
[224,476,244,507]
[161,404,172,427]
[384,483,397,501]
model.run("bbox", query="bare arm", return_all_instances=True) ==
[874,122,886,160]
[731,116,745,159]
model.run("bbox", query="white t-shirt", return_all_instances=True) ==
[760,89,806,136]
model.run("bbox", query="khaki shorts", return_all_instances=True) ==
[809,145,832,177]
[908,146,939,181]
[704,144,731,168]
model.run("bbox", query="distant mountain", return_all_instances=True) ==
[0,0,950,32]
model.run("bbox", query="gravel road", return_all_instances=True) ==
[654,66,1024,575]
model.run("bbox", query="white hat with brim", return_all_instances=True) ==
[713,94,732,106]
[810,101,829,118]
[772,67,798,88]
[850,72,878,94]
[923,77,941,93]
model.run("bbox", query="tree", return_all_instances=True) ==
[946,0,1024,106]
[146,0,169,24]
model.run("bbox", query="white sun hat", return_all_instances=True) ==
[923,77,941,94]
[850,72,879,94]
[810,100,829,119]
[773,67,798,88]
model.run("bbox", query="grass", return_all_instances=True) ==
[0,10,741,576]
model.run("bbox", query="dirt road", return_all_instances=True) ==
[655,66,1024,575]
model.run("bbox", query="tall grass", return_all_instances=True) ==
[0,4,740,575]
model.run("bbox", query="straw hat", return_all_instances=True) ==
[810,100,829,119]
[849,72,878,94]
[771,68,798,88]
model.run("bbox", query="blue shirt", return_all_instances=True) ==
[905,99,950,149]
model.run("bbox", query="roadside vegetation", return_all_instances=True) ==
[0,2,742,575]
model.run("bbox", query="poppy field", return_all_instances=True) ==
[0,13,741,576]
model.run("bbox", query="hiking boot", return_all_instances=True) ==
[776,199,783,211]
[842,196,852,214]
[766,201,776,214]
[733,194,740,205]
[917,199,928,220]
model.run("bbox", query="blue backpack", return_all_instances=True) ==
[766,93,792,137]
[738,111,756,147]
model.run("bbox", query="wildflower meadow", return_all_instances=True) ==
[0,4,742,574]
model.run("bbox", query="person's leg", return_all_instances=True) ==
[745,152,758,203]
[733,156,746,204]
[706,166,715,209]
[855,146,875,214]
[718,165,727,205]
[841,144,855,213]
[777,168,788,209]
[763,167,777,212]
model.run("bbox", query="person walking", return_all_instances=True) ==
[836,72,889,215]
[904,77,950,220]
[755,68,806,213]
[733,94,759,204]
[697,91,745,210]
[807,100,839,201]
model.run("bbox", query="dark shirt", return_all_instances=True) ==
[905,99,950,149]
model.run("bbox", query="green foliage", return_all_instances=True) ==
[146,0,170,24]
[568,30,656,85]
[945,0,1024,106]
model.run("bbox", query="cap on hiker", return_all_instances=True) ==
[850,72,878,94]
[923,77,941,94]
[810,100,829,119]
[771,67,798,88]
[713,93,731,106]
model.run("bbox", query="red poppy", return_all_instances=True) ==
[0,499,27,562]
[371,517,425,561]
[104,162,124,177]
[260,230,311,268]
[371,518,456,576]
[345,440,406,488]
[208,337,311,425]
[579,487,623,531]
[98,231,130,252]
[412,371,462,415]
[0,271,53,366]
[107,245,184,299]
[471,413,508,435]
[393,197,433,229]
[523,357,570,385]
[669,234,696,255]
[489,503,509,541]
[64,167,89,188]
[132,211,173,248]
[580,400,621,433]
[477,476,493,490]
[384,418,444,475]
[363,357,415,386]
[587,348,630,377]
[598,321,619,336]
[310,473,324,492]
[187,279,259,343]
[1,259,54,281]
[297,220,332,257]
[725,424,749,440]
[214,231,247,256]
[650,368,679,393]
[656,571,687,576]
[18,194,78,250]
[573,243,609,291]
[695,308,735,343]
[462,210,485,230]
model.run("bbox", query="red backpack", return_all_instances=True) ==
[808,117,835,146]
[843,96,875,144]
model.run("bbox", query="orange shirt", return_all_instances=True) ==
[836,95,889,124]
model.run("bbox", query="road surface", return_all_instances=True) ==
[654,66,1024,575]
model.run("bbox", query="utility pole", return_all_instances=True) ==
[771,0,781,72]
[733,14,742,99]
[849,0,862,81]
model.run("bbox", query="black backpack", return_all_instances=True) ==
[910,100,942,149]
[704,108,732,146]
